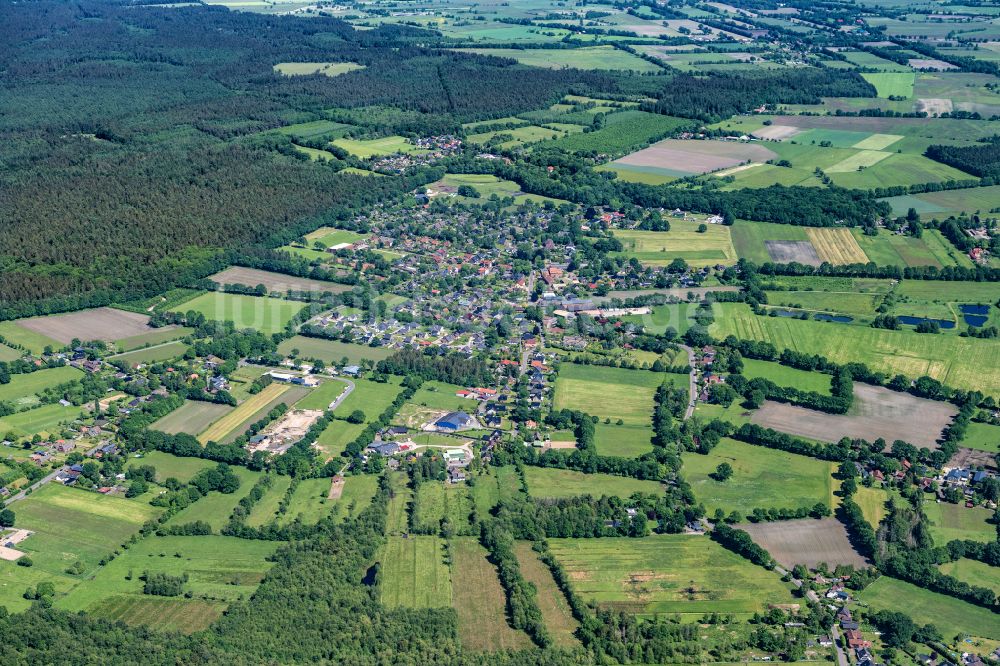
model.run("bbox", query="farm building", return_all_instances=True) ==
[435,411,475,431]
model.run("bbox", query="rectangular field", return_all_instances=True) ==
[749,384,957,448]
[923,501,996,544]
[553,363,667,426]
[455,45,661,72]
[109,340,189,366]
[804,227,868,265]
[737,518,868,569]
[613,222,738,267]
[613,138,777,175]
[126,451,215,484]
[151,400,233,436]
[549,535,794,618]
[682,438,837,516]
[545,111,691,156]
[451,537,532,652]
[0,366,83,409]
[412,482,473,533]
[0,402,84,438]
[10,307,168,347]
[593,422,654,458]
[169,292,306,335]
[937,558,1000,596]
[379,535,452,609]
[740,359,832,394]
[209,267,350,294]
[523,467,663,500]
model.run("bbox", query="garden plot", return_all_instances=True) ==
[751,383,957,448]
[13,308,170,346]
[614,139,777,175]
[738,519,869,570]
[209,267,349,294]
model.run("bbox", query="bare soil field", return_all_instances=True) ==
[739,519,869,569]
[752,125,801,140]
[209,267,350,294]
[915,98,953,115]
[615,139,777,175]
[908,58,957,71]
[751,384,957,448]
[17,308,166,345]
[765,241,822,266]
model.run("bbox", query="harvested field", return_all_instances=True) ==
[908,58,957,71]
[738,518,869,570]
[209,267,349,294]
[916,98,953,115]
[752,125,800,140]
[614,139,777,175]
[764,240,821,266]
[852,133,903,150]
[15,308,167,345]
[751,384,957,448]
[805,228,868,265]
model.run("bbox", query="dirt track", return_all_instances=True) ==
[751,383,956,448]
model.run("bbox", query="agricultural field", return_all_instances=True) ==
[272,119,354,139]
[750,384,956,448]
[276,477,341,525]
[109,340,189,366]
[862,72,916,98]
[881,185,1000,218]
[151,400,233,437]
[412,482,473,533]
[553,363,670,426]
[278,336,394,364]
[57,535,278,626]
[4,307,169,349]
[523,467,663,500]
[197,383,292,444]
[379,535,452,609]
[858,577,1000,641]
[334,376,404,419]
[613,221,738,267]
[514,541,579,647]
[854,486,890,528]
[246,474,293,527]
[468,124,583,150]
[451,537,532,652]
[454,45,660,72]
[959,422,1000,453]
[891,281,1000,327]
[126,451,214,484]
[77,596,228,635]
[710,302,1000,398]
[549,535,794,618]
[208,267,349,295]
[545,111,691,157]
[738,519,868,570]
[613,139,777,177]
[923,501,996,545]
[114,326,194,352]
[937,558,1000,596]
[0,343,21,361]
[294,379,350,411]
[169,292,306,335]
[740,359,832,394]
[273,61,364,77]
[0,366,83,410]
[470,466,525,517]
[12,484,162,579]
[593,422,654,458]
[682,438,837,516]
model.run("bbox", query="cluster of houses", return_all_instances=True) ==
[371,136,462,174]
[304,308,487,356]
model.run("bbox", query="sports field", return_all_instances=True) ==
[170,292,306,335]
[514,541,580,647]
[549,535,793,618]
[738,519,868,569]
[613,222,738,267]
[278,336,394,364]
[923,501,996,544]
[379,535,452,608]
[14,484,162,578]
[858,576,1000,641]
[451,537,532,652]
[209,267,350,295]
[553,364,671,426]
[198,383,291,444]
[151,400,233,436]
[682,438,837,516]
[523,467,663,500]
[0,366,83,409]
[710,303,1000,397]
